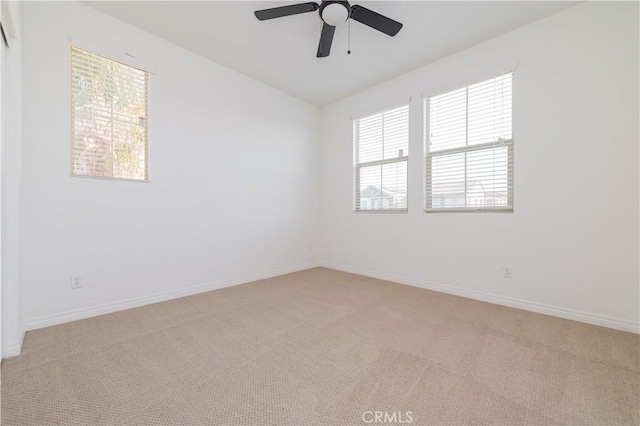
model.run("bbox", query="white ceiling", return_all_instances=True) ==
[86,1,578,106]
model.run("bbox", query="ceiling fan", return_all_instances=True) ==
[254,1,403,58]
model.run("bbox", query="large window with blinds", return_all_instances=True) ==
[353,105,409,212]
[71,46,149,181]
[425,73,513,212]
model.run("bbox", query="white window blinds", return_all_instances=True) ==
[71,46,149,181]
[425,73,513,211]
[354,105,409,212]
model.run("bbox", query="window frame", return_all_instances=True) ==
[424,73,514,213]
[353,104,410,214]
[70,45,150,183]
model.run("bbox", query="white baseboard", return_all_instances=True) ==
[9,259,637,359]
[23,262,321,336]
[2,322,26,359]
[321,262,640,334]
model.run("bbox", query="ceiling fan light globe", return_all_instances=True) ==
[321,3,349,26]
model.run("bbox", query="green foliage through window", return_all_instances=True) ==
[71,46,149,181]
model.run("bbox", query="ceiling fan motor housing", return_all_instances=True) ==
[319,1,351,26]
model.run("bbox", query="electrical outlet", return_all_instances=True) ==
[70,274,82,289]
[503,266,513,279]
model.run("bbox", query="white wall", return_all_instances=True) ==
[320,2,639,332]
[2,0,24,357]
[19,1,320,332]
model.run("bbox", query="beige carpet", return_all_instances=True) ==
[1,268,638,425]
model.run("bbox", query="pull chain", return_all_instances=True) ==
[347,17,351,55]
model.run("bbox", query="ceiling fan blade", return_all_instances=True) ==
[350,5,402,37]
[316,23,335,58]
[254,2,319,21]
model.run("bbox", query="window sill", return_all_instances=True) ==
[71,174,150,183]
[353,209,408,214]
[424,207,513,213]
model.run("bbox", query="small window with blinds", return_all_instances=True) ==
[71,46,149,181]
[354,105,409,212]
[425,73,513,212]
